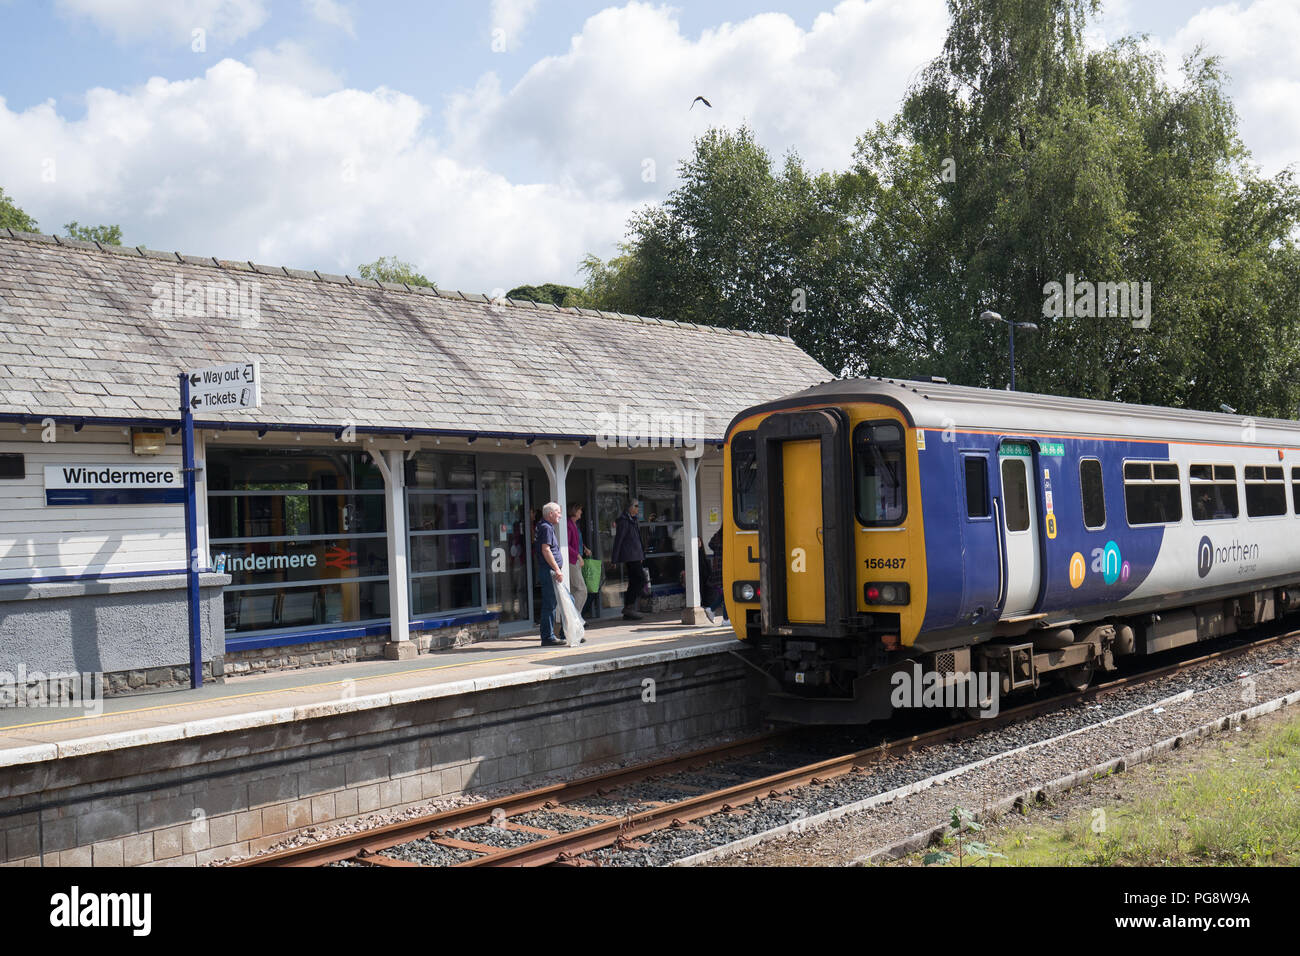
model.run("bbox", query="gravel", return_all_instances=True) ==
[381,839,483,865]
[587,634,1300,866]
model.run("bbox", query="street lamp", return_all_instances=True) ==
[981,310,1038,391]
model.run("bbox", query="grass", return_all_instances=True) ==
[909,709,1300,867]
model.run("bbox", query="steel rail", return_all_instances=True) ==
[236,627,1296,867]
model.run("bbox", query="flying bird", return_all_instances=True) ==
[690,96,712,110]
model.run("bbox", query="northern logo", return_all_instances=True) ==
[1197,535,1213,578]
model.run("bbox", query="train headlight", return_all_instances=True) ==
[865,582,909,605]
[733,581,759,602]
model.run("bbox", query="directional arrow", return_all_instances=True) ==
[242,364,254,381]
[191,397,202,409]
[190,374,201,386]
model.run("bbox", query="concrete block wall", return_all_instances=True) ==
[224,618,496,676]
[0,644,758,866]
[0,573,228,704]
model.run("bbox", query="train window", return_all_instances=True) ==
[731,431,759,530]
[1293,467,1300,515]
[1001,459,1030,532]
[853,420,906,526]
[1079,458,1105,529]
[964,456,989,518]
[1123,460,1182,526]
[1246,465,1287,517]
[1190,464,1238,521]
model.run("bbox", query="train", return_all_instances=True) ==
[720,377,1300,723]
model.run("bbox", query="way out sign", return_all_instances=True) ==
[187,361,261,411]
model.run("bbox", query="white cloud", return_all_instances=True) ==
[451,0,950,197]
[491,0,539,51]
[248,40,343,94]
[0,61,629,291]
[1160,0,1300,177]
[303,0,354,36]
[55,0,268,44]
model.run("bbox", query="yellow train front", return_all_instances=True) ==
[722,381,930,723]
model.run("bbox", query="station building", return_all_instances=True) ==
[0,229,828,698]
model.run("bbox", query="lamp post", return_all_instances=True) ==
[981,310,1038,391]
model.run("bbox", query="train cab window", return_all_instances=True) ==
[1001,458,1031,531]
[1245,465,1287,517]
[1079,458,1106,529]
[1190,464,1239,520]
[853,421,906,526]
[1123,461,1182,525]
[731,431,759,530]
[964,456,990,518]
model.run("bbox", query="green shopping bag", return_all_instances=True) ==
[581,557,603,594]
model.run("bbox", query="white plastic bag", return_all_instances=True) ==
[556,573,586,645]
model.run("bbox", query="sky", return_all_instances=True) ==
[0,0,1296,294]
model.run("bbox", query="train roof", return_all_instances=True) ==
[730,377,1300,448]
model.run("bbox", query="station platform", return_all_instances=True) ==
[0,613,738,762]
[0,614,760,866]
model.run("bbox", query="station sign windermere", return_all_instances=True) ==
[44,464,184,505]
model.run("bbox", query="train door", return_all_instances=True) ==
[998,442,1041,617]
[754,408,855,636]
[958,451,999,623]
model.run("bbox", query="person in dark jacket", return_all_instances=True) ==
[610,500,645,620]
[703,527,728,623]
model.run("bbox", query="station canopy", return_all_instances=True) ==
[0,230,830,442]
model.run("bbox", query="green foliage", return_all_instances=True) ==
[506,283,589,308]
[585,0,1300,418]
[64,221,123,245]
[923,806,1006,866]
[357,256,436,289]
[0,186,39,232]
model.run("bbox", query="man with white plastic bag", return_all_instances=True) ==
[536,501,585,646]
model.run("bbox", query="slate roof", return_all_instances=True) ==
[0,231,829,440]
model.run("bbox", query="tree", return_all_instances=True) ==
[506,283,589,308]
[847,0,1300,415]
[584,0,1300,417]
[0,187,38,232]
[582,126,872,373]
[64,221,123,245]
[357,256,436,288]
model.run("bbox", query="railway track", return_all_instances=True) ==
[232,627,1298,867]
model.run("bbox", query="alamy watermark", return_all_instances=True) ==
[0,665,103,714]
[890,663,1000,717]
[151,273,261,327]
[595,404,706,456]
[1042,273,1151,329]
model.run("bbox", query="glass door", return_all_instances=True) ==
[481,469,529,625]
[595,473,631,613]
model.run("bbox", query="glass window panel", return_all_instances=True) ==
[216,536,389,587]
[405,452,476,489]
[1079,459,1106,529]
[210,493,385,539]
[1191,481,1238,520]
[1152,463,1180,481]
[410,532,481,573]
[223,579,390,634]
[1124,462,1150,480]
[1125,483,1182,524]
[411,573,481,617]
[1246,481,1287,517]
[1001,459,1030,532]
[964,457,989,518]
[731,432,759,530]
[408,492,480,531]
[855,422,906,525]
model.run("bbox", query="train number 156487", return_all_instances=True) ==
[865,558,906,570]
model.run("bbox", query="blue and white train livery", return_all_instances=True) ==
[720,377,1300,723]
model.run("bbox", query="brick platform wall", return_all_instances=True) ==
[0,645,757,866]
